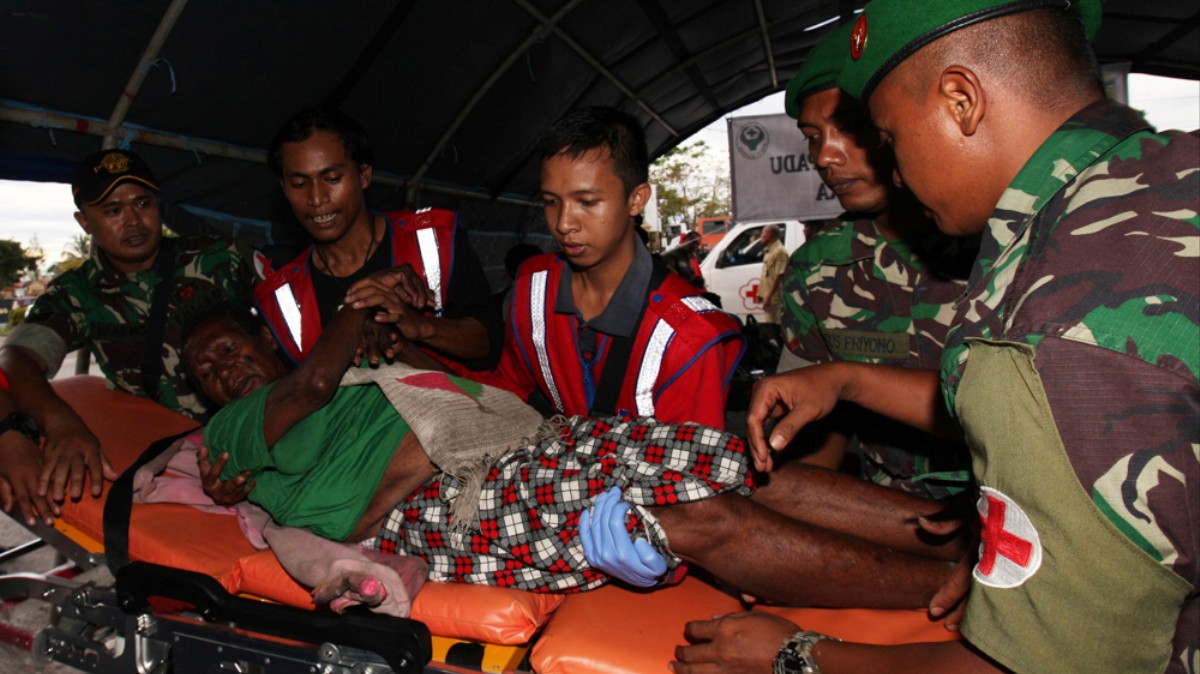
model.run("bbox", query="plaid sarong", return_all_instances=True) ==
[377,415,755,593]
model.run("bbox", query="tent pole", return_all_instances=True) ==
[753,0,779,89]
[405,0,585,205]
[509,0,678,135]
[102,0,191,149]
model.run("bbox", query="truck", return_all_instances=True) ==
[698,218,805,321]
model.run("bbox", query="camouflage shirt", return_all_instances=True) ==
[7,235,265,421]
[781,217,973,498]
[941,100,1198,671]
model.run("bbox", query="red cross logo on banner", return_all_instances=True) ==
[973,486,1042,588]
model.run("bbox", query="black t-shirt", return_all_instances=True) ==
[310,222,502,370]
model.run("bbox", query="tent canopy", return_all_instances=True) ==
[2,0,1196,277]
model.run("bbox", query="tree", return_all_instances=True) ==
[650,140,730,228]
[67,233,92,259]
[0,240,41,287]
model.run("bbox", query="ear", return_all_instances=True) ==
[259,324,280,352]
[627,182,651,217]
[937,65,985,136]
[358,163,373,190]
[73,210,91,234]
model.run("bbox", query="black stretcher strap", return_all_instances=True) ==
[102,426,200,572]
[589,262,670,418]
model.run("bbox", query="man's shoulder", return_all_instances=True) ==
[514,252,563,279]
[790,219,862,266]
[385,207,458,232]
[647,275,740,340]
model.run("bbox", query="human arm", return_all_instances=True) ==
[0,387,55,525]
[746,362,958,472]
[345,226,502,369]
[763,270,785,306]
[0,346,116,507]
[259,306,380,448]
[672,612,1006,674]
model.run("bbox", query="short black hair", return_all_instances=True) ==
[539,107,649,196]
[180,302,263,356]
[268,108,375,176]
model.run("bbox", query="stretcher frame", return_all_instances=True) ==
[0,376,550,674]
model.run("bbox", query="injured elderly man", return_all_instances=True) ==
[175,302,962,616]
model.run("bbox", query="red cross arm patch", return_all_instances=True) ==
[973,486,1043,589]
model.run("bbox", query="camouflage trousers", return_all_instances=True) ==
[377,415,756,593]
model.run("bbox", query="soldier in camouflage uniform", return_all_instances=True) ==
[678,2,1197,674]
[0,149,265,525]
[775,21,972,500]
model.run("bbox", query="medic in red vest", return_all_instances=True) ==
[254,109,501,375]
[488,107,744,428]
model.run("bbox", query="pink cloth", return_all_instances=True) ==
[131,431,426,617]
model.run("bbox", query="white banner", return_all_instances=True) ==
[728,114,844,223]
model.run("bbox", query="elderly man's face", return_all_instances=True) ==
[183,318,288,406]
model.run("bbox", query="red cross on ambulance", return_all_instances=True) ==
[973,486,1043,588]
[739,279,760,311]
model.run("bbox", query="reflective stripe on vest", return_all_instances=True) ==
[634,319,675,416]
[275,284,303,349]
[529,270,563,412]
[681,295,720,314]
[416,228,444,316]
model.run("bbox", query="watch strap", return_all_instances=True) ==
[0,412,40,443]
[773,630,839,674]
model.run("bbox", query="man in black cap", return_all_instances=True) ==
[0,148,266,528]
[678,1,1197,673]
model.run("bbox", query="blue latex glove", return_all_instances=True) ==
[579,486,668,587]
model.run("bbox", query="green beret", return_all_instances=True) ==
[784,22,855,119]
[837,0,1102,103]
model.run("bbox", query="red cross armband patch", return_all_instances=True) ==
[974,486,1043,588]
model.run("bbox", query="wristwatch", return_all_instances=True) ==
[773,630,839,674]
[0,412,40,443]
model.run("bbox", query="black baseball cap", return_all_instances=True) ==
[71,149,160,207]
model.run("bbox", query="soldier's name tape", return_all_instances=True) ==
[824,330,910,360]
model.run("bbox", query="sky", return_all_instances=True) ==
[3,74,1197,269]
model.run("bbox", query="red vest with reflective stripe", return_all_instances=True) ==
[505,254,743,424]
[253,208,458,364]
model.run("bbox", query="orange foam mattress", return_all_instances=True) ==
[51,375,561,646]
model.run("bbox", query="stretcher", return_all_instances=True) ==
[0,375,960,674]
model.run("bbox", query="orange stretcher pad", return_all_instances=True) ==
[52,375,959,673]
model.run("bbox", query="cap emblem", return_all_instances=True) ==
[95,152,131,175]
[850,14,868,61]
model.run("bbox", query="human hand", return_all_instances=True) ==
[919,510,977,630]
[672,611,799,674]
[345,265,435,312]
[745,364,846,472]
[197,445,254,506]
[0,432,55,525]
[579,486,667,587]
[355,319,405,367]
[38,416,117,510]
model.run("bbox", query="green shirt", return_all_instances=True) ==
[204,382,411,541]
